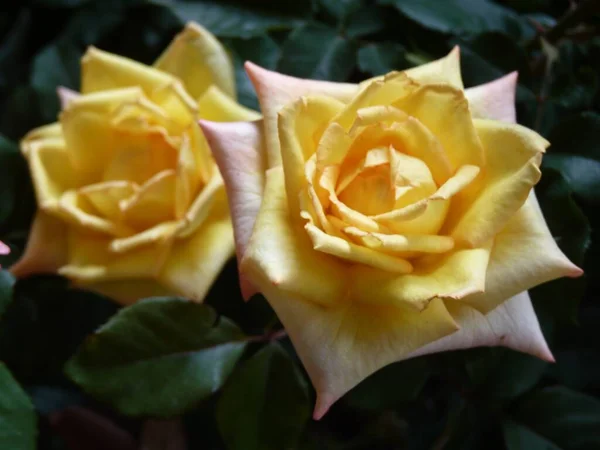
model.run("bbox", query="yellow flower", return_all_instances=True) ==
[201,48,583,418]
[11,22,260,304]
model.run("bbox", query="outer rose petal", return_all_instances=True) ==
[465,72,518,123]
[404,46,463,89]
[460,191,583,314]
[245,62,358,168]
[409,291,553,362]
[154,21,236,100]
[259,282,458,420]
[10,212,69,277]
[200,120,266,299]
[0,241,9,255]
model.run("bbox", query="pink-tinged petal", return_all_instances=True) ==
[465,72,518,123]
[10,212,69,277]
[408,291,553,362]
[57,86,80,111]
[200,119,267,299]
[244,62,358,168]
[0,241,9,255]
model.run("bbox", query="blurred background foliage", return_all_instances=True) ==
[0,0,600,449]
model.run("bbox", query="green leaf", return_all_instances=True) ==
[345,5,389,38]
[343,357,430,410]
[380,0,533,38]
[511,387,600,450]
[503,420,561,450]
[464,348,547,403]
[357,42,408,76]
[318,0,362,20]
[169,0,305,38]
[66,297,247,417]
[216,343,310,450]
[0,270,15,318]
[0,363,36,450]
[0,277,119,383]
[278,23,357,80]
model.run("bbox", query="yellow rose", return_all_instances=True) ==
[11,22,259,304]
[201,48,583,418]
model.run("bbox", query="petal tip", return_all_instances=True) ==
[313,392,336,421]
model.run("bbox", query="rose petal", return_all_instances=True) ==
[158,199,234,302]
[10,212,68,277]
[57,86,80,111]
[465,72,518,123]
[154,21,236,100]
[200,120,267,299]
[245,61,358,168]
[409,291,554,362]
[197,85,261,122]
[458,191,583,314]
[259,282,458,419]
[240,167,349,307]
[447,119,547,247]
[403,46,463,90]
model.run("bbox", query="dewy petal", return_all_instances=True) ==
[82,47,175,95]
[10,212,69,277]
[447,119,548,247]
[278,95,345,216]
[241,167,349,307]
[465,72,518,123]
[259,283,458,419]
[408,291,554,362]
[404,46,463,90]
[197,85,261,122]
[201,119,267,300]
[158,199,234,302]
[245,62,358,168]
[154,21,236,100]
[349,243,491,310]
[395,83,485,168]
[458,191,583,314]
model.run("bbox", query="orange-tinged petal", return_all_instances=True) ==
[10,212,68,277]
[245,61,358,168]
[201,120,267,299]
[241,167,348,307]
[154,21,236,100]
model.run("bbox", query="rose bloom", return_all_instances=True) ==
[201,48,583,418]
[11,22,259,304]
